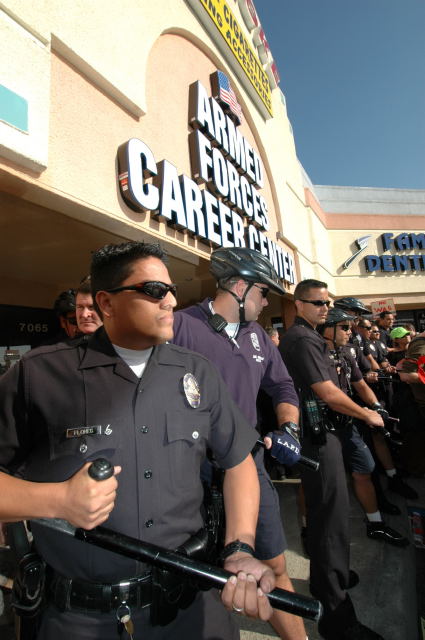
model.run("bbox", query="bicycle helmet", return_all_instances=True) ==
[210,248,285,295]
[334,297,370,315]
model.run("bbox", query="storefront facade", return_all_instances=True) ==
[1,0,424,358]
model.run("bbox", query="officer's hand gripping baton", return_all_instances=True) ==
[256,439,320,472]
[33,459,322,622]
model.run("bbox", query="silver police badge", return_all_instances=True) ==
[183,373,201,408]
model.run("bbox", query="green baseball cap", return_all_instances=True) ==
[390,327,410,340]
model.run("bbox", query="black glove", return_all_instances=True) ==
[266,422,301,467]
[370,402,389,421]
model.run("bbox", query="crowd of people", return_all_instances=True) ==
[0,243,423,640]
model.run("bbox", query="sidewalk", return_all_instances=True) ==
[237,475,424,640]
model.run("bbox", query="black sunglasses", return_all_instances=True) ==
[253,284,270,298]
[105,281,178,300]
[359,325,372,330]
[338,324,351,332]
[299,299,331,307]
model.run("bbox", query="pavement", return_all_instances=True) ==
[0,474,423,640]
[236,473,425,640]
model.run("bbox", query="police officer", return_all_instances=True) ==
[335,299,418,503]
[317,308,408,547]
[172,247,306,640]
[0,241,275,640]
[333,298,379,382]
[279,279,385,640]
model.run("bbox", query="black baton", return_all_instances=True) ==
[34,459,322,622]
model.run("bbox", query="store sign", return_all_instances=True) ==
[370,298,396,315]
[365,233,425,273]
[186,0,274,116]
[117,72,295,284]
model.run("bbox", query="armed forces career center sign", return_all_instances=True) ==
[117,71,295,285]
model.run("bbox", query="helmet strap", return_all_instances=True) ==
[220,282,254,324]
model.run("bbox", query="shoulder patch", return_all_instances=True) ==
[250,332,261,352]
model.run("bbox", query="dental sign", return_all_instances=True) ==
[365,233,425,273]
[117,73,295,284]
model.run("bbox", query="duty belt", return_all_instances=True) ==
[49,570,152,613]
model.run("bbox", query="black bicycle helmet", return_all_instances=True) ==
[210,247,286,295]
[53,289,76,317]
[334,296,370,315]
[320,307,354,328]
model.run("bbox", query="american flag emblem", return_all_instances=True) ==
[211,71,243,125]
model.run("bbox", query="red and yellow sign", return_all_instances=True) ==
[198,0,273,115]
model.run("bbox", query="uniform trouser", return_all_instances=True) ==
[36,590,239,640]
[300,431,351,616]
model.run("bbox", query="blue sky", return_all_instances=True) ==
[253,0,425,189]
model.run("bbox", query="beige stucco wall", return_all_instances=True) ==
[0,0,423,312]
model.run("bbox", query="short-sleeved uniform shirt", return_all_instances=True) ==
[0,329,256,582]
[172,299,299,559]
[280,319,373,473]
[368,339,387,365]
[279,317,339,399]
[173,299,299,427]
[352,333,371,358]
[347,340,371,373]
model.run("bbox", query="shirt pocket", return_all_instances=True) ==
[165,410,210,490]
[45,424,120,481]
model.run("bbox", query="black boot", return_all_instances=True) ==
[366,521,409,547]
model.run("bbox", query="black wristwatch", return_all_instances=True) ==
[220,540,255,562]
[280,421,300,437]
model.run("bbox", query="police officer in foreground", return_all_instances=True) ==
[0,241,276,640]
[279,279,385,640]
[173,248,306,640]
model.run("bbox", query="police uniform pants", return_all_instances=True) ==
[300,431,350,615]
[37,590,239,640]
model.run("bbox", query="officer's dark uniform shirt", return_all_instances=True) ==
[338,347,363,393]
[279,317,339,396]
[0,328,256,583]
[346,341,371,374]
[378,327,393,348]
[172,299,299,427]
[368,339,387,365]
[352,333,371,357]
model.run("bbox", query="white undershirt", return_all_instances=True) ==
[209,301,240,344]
[112,344,153,378]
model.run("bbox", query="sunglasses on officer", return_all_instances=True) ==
[298,299,331,307]
[253,284,270,298]
[105,281,178,300]
[337,324,351,332]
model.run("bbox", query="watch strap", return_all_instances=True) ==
[220,540,255,562]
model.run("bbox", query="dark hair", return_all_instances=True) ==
[77,275,92,296]
[53,289,76,317]
[379,311,393,319]
[357,320,372,328]
[91,241,168,297]
[294,279,327,301]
